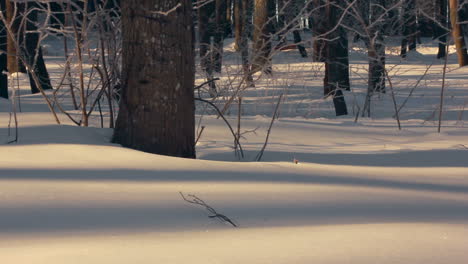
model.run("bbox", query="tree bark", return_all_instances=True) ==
[436,0,448,59]
[6,0,25,73]
[449,0,468,66]
[24,3,52,94]
[0,0,7,99]
[400,0,417,57]
[252,0,273,73]
[113,0,196,158]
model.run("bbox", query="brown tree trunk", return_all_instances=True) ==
[0,0,7,99]
[234,0,241,50]
[113,0,196,158]
[449,0,468,66]
[252,0,273,73]
[6,0,25,73]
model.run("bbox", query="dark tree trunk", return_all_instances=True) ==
[324,0,350,95]
[436,0,448,59]
[24,3,52,94]
[198,0,217,96]
[252,0,273,73]
[450,0,468,66]
[226,0,233,37]
[324,0,349,116]
[0,0,7,99]
[281,0,308,58]
[400,0,417,57]
[214,0,227,72]
[312,0,327,62]
[113,0,196,158]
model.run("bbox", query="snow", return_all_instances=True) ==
[1,37,468,263]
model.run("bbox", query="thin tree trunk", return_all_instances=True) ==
[234,0,241,50]
[436,0,448,59]
[214,0,227,72]
[0,0,7,99]
[400,0,417,57]
[24,3,52,94]
[449,0,468,66]
[113,0,196,158]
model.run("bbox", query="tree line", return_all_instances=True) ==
[0,0,467,158]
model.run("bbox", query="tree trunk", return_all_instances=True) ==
[24,3,52,94]
[0,0,7,99]
[198,0,217,96]
[324,0,350,95]
[252,0,273,73]
[113,0,196,158]
[239,0,254,86]
[436,0,448,59]
[324,0,349,116]
[400,0,417,57]
[214,0,227,72]
[6,0,25,73]
[449,0,468,66]
[312,0,327,62]
[234,0,241,50]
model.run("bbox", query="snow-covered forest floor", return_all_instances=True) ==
[1,36,468,263]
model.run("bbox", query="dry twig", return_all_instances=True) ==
[180,192,237,227]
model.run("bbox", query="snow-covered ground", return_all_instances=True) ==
[1,37,467,263]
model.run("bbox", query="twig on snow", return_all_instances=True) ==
[180,192,237,227]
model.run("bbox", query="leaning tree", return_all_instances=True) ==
[113,0,196,158]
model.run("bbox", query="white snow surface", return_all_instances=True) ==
[1,38,468,263]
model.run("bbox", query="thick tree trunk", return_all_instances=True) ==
[113,0,196,158]
[312,0,327,62]
[449,0,468,66]
[363,0,386,117]
[324,0,349,116]
[324,0,350,95]
[0,0,7,99]
[6,0,25,73]
[252,0,273,73]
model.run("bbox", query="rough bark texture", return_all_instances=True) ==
[312,0,327,62]
[324,0,348,116]
[252,0,273,73]
[324,0,350,97]
[113,0,196,158]
[449,0,468,66]
[0,0,7,99]
[6,0,25,73]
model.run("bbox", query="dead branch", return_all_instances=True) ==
[179,192,237,227]
[255,94,284,162]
